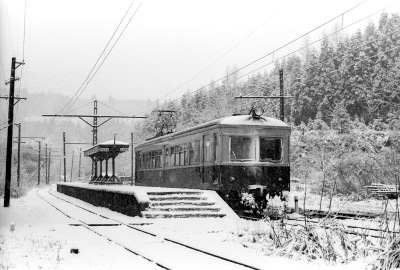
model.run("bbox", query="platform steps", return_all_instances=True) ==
[142,191,226,218]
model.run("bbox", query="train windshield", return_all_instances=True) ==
[230,136,255,161]
[259,137,282,162]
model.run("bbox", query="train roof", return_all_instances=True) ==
[137,114,290,147]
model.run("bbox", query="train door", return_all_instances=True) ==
[202,134,216,188]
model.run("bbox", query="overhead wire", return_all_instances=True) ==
[66,0,145,110]
[151,0,369,104]
[40,0,144,138]
[153,9,282,102]
[287,45,400,92]
[109,0,375,135]
[113,0,372,133]
[56,0,137,115]
[41,0,396,140]
[62,100,95,114]
[127,0,387,119]
[97,101,128,116]
[25,32,223,88]
[237,27,400,109]
[124,0,373,120]
[15,0,27,125]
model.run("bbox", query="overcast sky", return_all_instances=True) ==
[1,0,399,113]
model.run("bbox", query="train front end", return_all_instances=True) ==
[216,107,291,212]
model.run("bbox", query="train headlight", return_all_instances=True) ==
[252,106,264,119]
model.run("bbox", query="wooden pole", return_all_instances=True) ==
[131,132,134,186]
[70,151,74,182]
[4,58,16,206]
[38,141,41,185]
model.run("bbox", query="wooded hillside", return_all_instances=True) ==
[134,12,400,141]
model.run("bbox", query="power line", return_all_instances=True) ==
[22,0,27,61]
[135,0,399,119]
[240,26,400,102]
[57,0,137,115]
[112,0,374,133]
[97,100,128,116]
[153,9,282,102]
[228,28,400,110]
[287,45,400,92]
[15,0,27,125]
[67,0,145,110]
[152,0,369,104]
[126,0,373,118]
[40,1,144,138]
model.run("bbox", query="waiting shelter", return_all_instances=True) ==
[84,140,130,184]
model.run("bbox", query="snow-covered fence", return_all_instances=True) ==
[56,183,150,217]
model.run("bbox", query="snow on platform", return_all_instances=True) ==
[57,182,239,219]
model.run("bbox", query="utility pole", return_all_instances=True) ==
[43,101,146,181]
[63,132,66,182]
[112,133,116,182]
[3,57,25,207]
[78,148,82,180]
[37,141,41,185]
[279,68,284,122]
[131,132,134,186]
[15,123,21,187]
[48,148,51,184]
[45,144,48,184]
[70,151,74,182]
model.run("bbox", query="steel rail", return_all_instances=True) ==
[35,188,170,270]
[43,188,261,270]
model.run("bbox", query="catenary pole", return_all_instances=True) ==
[279,68,284,122]
[70,151,74,182]
[63,132,66,182]
[43,100,146,182]
[48,148,51,184]
[37,141,41,185]
[45,144,48,184]
[78,148,82,180]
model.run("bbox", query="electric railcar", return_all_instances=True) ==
[134,107,291,208]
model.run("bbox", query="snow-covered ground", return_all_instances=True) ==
[0,185,376,270]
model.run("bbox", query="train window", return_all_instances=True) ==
[154,150,162,168]
[136,151,141,168]
[189,140,200,164]
[144,152,149,169]
[165,148,169,167]
[204,140,211,162]
[259,137,282,162]
[151,151,156,168]
[229,137,255,161]
[179,145,185,166]
[175,145,181,166]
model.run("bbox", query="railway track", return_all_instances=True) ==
[238,211,399,239]
[36,187,263,270]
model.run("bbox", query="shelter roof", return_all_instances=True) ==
[83,140,130,157]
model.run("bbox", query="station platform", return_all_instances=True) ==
[57,182,239,219]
